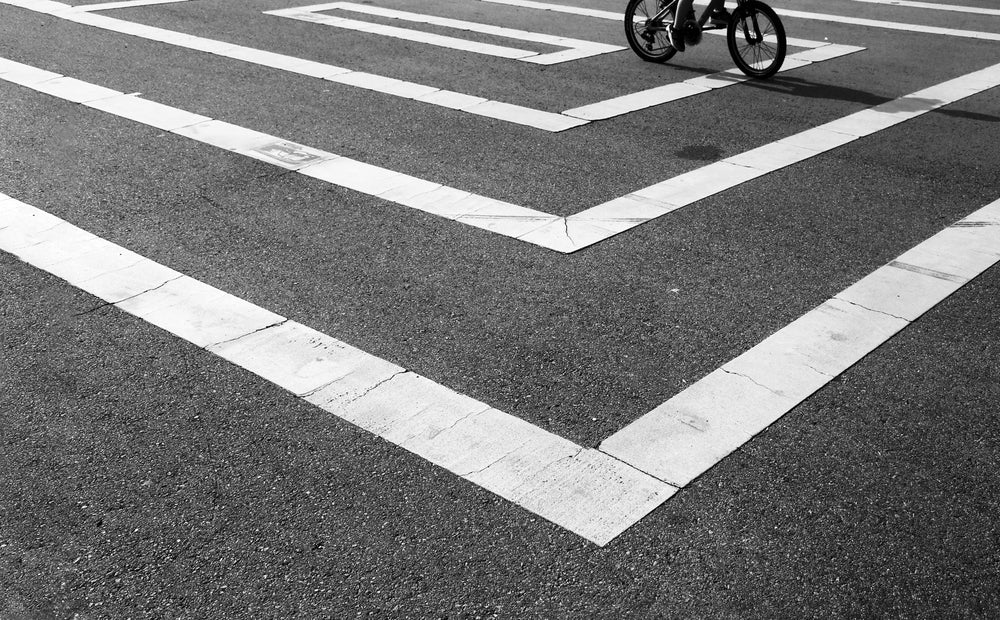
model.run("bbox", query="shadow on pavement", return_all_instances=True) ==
[744,75,1000,123]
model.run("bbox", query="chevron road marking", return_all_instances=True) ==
[3,54,999,252]
[0,192,676,546]
[0,0,858,132]
[601,199,1000,486]
[67,0,193,11]
[485,0,1000,40]
[773,7,1000,40]
[3,52,1000,251]
[843,0,1000,16]
[3,190,999,543]
[264,2,625,66]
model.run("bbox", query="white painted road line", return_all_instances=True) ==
[0,0,587,133]
[266,2,624,65]
[601,198,1000,488]
[534,61,1000,251]
[4,193,998,545]
[774,7,1000,41]
[1,0,856,133]
[4,55,1000,252]
[0,192,677,546]
[562,44,865,120]
[70,0,193,11]
[844,0,1000,17]
[487,0,1000,41]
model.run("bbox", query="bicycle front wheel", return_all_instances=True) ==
[727,1,786,78]
[625,0,677,63]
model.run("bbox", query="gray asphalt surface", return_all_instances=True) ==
[2,0,999,616]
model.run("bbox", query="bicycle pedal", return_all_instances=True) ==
[683,25,703,46]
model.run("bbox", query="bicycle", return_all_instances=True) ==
[625,0,787,79]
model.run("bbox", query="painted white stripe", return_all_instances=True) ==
[270,11,542,60]
[600,198,1000,487]
[774,7,1000,41]
[5,55,999,253]
[3,0,851,132]
[481,0,622,21]
[2,0,585,133]
[844,0,1000,17]
[266,2,624,65]
[562,44,865,120]
[486,0,1000,40]
[0,193,676,545]
[71,0,192,11]
[4,164,998,545]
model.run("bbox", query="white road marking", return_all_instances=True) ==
[1,0,586,132]
[487,0,1000,40]
[0,192,675,546]
[69,0,192,11]
[843,0,1000,17]
[562,43,865,120]
[4,55,999,252]
[266,2,624,65]
[3,180,998,545]
[600,198,1000,487]
[0,0,853,133]
[774,7,1000,40]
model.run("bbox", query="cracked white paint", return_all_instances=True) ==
[601,198,1000,486]
[0,193,676,546]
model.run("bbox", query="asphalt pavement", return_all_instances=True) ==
[1,0,999,617]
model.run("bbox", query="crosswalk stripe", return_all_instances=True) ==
[0,193,676,546]
[601,198,1000,487]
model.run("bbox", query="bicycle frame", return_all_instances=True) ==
[648,0,765,38]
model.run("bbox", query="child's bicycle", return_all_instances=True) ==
[625,0,786,78]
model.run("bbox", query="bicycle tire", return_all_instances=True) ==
[625,0,678,63]
[726,1,786,79]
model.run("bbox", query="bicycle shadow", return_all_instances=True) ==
[742,75,1000,124]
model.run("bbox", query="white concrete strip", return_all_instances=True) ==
[844,0,1000,17]
[0,193,676,545]
[267,2,624,65]
[1,0,583,133]
[600,198,1000,487]
[71,0,193,11]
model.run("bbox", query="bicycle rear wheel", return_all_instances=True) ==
[727,1,785,78]
[625,0,677,63]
